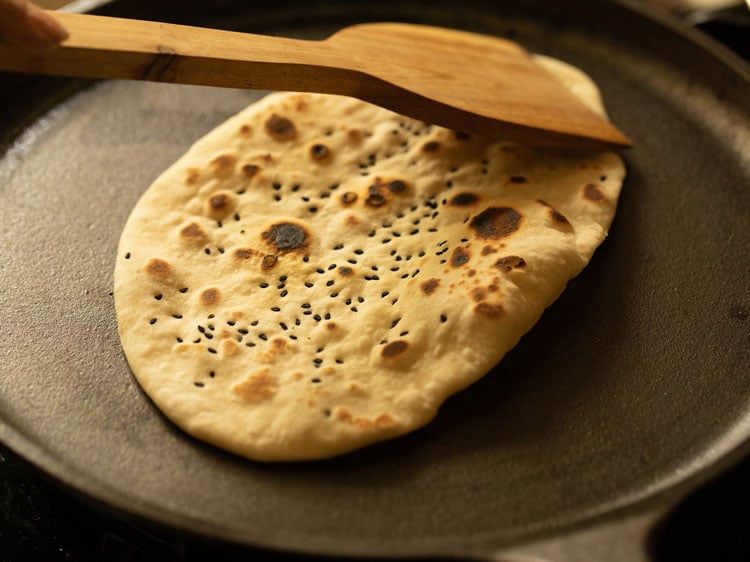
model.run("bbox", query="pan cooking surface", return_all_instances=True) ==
[0,0,748,556]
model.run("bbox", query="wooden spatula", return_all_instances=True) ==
[0,12,631,149]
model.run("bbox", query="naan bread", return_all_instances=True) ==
[114,56,625,461]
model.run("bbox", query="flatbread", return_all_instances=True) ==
[114,56,625,461]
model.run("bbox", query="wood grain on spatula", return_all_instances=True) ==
[0,12,631,149]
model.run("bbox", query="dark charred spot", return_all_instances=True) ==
[450,192,479,206]
[472,287,486,302]
[238,124,253,135]
[242,164,260,178]
[338,266,353,276]
[210,154,236,173]
[381,340,409,358]
[475,302,504,318]
[537,199,569,224]
[341,192,358,205]
[495,255,526,272]
[421,140,441,153]
[450,247,470,267]
[365,193,387,208]
[200,288,220,305]
[233,248,255,260]
[388,180,407,194]
[509,176,528,184]
[470,207,522,240]
[481,245,498,256]
[262,222,310,253]
[550,208,569,223]
[265,113,297,141]
[209,193,228,209]
[454,132,470,141]
[584,183,607,203]
[420,278,440,295]
[309,143,331,162]
[261,255,278,269]
[145,258,172,279]
[207,191,235,217]
[180,222,206,241]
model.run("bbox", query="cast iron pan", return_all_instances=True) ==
[0,0,748,559]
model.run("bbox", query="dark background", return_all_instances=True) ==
[1,3,748,561]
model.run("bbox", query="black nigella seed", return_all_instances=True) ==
[274,194,281,201]
[391,318,401,328]
[354,249,364,255]
[313,314,322,321]
[208,324,215,330]
[280,290,288,297]
[335,359,344,364]
[280,322,288,330]
[347,259,357,265]
[154,294,163,300]
[198,325,206,333]
[207,348,217,354]
[324,313,331,320]
[238,328,249,334]
[217,221,223,228]
[218,247,225,254]
[330,292,338,298]
[271,307,281,312]
[358,296,364,303]
[326,280,334,287]
[205,333,213,340]
[303,256,310,262]
[334,244,344,250]
[179,287,188,293]
[313,359,323,365]
[272,182,282,190]
[227,320,236,326]
[260,283,269,288]
[194,382,205,388]
[440,314,447,323]
[381,291,389,297]
[124,252,131,259]
[301,303,312,309]
[176,337,183,343]
[246,342,256,347]
[259,334,267,341]
[316,268,325,274]
[149,318,157,325]
[204,248,211,255]
[209,371,215,378]
[234,214,240,221]
[345,298,352,305]
[279,275,288,282]
[311,377,322,382]
[309,207,318,213]
[328,264,336,270]
[251,320,259,326]
[172,314,183,319]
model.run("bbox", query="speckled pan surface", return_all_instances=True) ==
[0,0,748,557]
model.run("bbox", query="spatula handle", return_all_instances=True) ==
[0,11,359,93]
